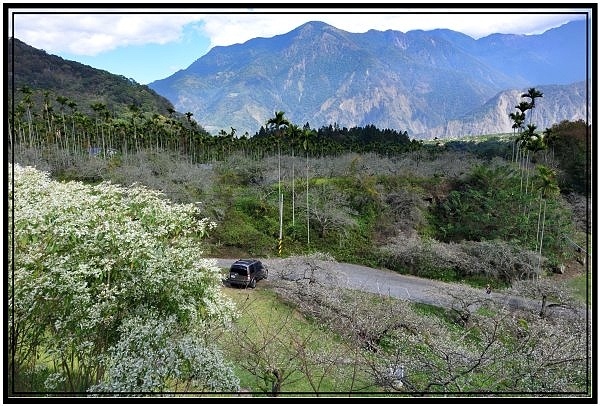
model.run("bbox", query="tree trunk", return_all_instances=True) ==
[271,368,282,396]
[539,294,547,317]
[306,152,310,247]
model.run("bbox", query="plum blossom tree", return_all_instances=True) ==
[271,255,590,394]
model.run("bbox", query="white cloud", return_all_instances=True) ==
[11,13,204,55]
[9,7,589,56]
[198,10,587,48]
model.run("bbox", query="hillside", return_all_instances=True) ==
[8,37,176,117]
[148,20,588,137]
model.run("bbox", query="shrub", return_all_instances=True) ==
[429,163,576,263]
[89,316,239,393]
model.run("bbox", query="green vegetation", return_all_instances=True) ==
[545,119,590,194]
[568,272,592,304]
[429,164,574,264]
[9,82,591,396]
[10,86,588,285]
[219,286,378,394]
[8,38,175,117]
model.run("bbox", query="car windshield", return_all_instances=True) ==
[231,266,248,275]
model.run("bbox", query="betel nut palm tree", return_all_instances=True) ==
[287,123,303,226]
[302,125,316,246]
[521,87,543,124]
[266,111,290,254]
[509,110,526,162]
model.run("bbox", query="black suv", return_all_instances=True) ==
[226,259,268,288]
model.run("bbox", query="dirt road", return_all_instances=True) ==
[212,257,583,317]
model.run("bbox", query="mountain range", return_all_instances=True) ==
[148,20,589,138]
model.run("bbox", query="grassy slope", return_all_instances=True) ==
[220,284,382,394]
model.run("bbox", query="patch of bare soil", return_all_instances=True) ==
[550,259,587,281]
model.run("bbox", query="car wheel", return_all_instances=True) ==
[249,278,256,288]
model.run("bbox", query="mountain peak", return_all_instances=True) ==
[296,20,332,31]
[290,20,345,39]
[148,21,587,136]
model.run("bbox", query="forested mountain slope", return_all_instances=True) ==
[8,37,175,117]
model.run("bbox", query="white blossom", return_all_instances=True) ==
[9,164,237,393]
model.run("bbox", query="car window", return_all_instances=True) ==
[231,265,248,275]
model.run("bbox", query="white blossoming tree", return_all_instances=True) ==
[8,164,239,394]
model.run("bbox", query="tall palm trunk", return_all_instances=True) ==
[292,145,295,226]
[535,192,543,252]
[266,111,290,255]
[524,150,531,196]
[278,140,283,253]
[306,151,310,247]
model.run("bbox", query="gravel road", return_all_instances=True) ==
[212,257,584,317]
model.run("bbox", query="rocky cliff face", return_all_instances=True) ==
[149,20,589,138]
[424,82,590,139]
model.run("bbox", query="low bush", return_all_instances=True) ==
[378,234,541,285]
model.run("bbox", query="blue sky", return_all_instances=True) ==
[54,21,211,85]
[8,6,590,85]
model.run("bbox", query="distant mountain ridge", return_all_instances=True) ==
[149,20,589,138]
[428,81,589,139]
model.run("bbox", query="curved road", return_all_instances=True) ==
[212,257,584,317]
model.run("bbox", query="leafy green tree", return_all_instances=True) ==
[533,165,560,273]
[545,119,589,194]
